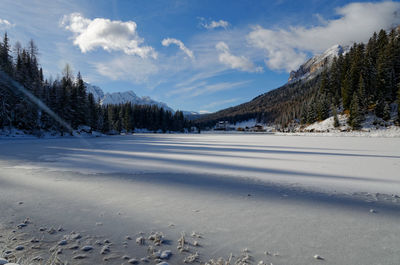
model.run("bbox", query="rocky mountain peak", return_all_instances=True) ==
[288,44,348,83]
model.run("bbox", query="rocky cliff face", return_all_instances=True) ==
[288,44,348,83]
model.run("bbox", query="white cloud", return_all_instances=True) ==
[167,81,207,97]
[216,41,263,73]
[191,80,251,97]
[202,19,229,30]
[61,13,157,59]
[202,97,240,109]
[95,56,158,84]
[247,1,400,72]
[162,38,194,59]
[0,18,14,28]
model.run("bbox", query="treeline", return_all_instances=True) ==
[195,27,400,129]
[0,33,190,135]
[301,27,400,129]
[100,104,187,133]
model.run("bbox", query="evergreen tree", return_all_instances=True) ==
[317,96,329,121]
[75,72,87,126]
[0,32,13,75]
[332,106,340,128]
[306,101,317,124]
[375,99,385,118]
[397,82,400,123]
[87,93,97,131]
[382,102,391,121]
[300,103,308,124]
[349,93,362,129]
[341,72,352,109]
[60,64,74,133]
[358,73,367,113]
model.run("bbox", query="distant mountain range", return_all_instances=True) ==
[85,83,174,112]
[85,44,347,123]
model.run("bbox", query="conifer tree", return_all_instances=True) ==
[306,101,317,124]
[375,98,385,118]
[349,93,362,129]
[317,96,329,121]
[87,93,97,131]
[341,72,352,109]
[383,102,391,121]
[332,106,340,128]
[75,72,87,126]
[300,103,308,124]
[358,73,367,112]
[397,83,400,123]
[0,32,13,75]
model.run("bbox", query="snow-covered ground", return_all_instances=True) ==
[298,113,400,137]
[0,134,400,264]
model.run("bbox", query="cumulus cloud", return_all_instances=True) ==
[0,18,14,28]
[247,1,400,72]
[202,19,229,30]
[162,38,194,59]
[61,13,157,59]
[216,42,263,73]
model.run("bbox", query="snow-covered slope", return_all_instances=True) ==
[293,112,400,137]
[288,44,349,83]
[85,82,174,112]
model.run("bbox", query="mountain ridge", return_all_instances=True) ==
[194,44,345,127]
[85,83,174,112]
[288,44,348,83]
[194,27,400,129]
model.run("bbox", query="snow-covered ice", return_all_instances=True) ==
[0,134,399,264]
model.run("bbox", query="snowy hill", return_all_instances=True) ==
[85,82,173,112]
[290,111,400,137]
[288,44,349,83]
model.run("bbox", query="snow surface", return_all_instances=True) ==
[293,113,400,137]
[232,119,258,129]
[0,134,400,264]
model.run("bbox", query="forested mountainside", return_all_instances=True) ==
[0,34,190,135]
[195,28,400,130]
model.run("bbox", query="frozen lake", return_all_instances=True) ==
[0,134,399,264]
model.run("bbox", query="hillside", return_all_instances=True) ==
[195,28,400,130]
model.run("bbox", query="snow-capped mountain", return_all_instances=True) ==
[85,83,104,102]
[288,44,349,83]
[85,83,173,112]
[181,110,202,120]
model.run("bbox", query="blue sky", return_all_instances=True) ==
[0,0,400,113]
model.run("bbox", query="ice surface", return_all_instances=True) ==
[0,134,399,264]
